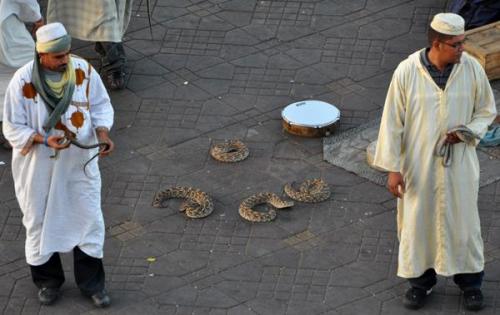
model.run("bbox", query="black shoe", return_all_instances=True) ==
[90,289,111,308]
[403,287,432,309]
[463,289,484,311]
[0,126,11,150]
[105,69,126,90]
[1,141,11,150]
[38,287,59,305]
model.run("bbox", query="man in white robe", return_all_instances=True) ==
[374,13,497,311]
[0,0,43,68]
[0,0,43,150]
[2,23,115,307]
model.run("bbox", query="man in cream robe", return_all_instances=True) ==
[2,23,114,307]
[374,13,496,310]
[47,0,134,90]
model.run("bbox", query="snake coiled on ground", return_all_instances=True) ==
[210,139,249,162]
[284,178,330,203]
[239,193,294,222]
[152,186,214,219]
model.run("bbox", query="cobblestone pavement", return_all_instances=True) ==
[1,0,500,314]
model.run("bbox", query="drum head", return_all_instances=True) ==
[281,100,340,128]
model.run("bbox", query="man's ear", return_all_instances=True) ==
[430,39,441,50]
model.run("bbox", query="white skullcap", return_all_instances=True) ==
[36,22,68,43]
[430,13,465,36]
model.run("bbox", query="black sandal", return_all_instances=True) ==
[403,287,432,309]
[463,289,484,311]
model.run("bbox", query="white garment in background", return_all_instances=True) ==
[0,0,40,67]
[47,0,133,42]
[373,50,497,278]
[0,0,40,121]
[2,56,114,265]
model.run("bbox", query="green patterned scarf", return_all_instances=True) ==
[32,51,75,132]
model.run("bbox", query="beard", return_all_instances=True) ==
[56,64,67,72]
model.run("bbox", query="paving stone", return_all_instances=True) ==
[195,287,240,308]
[127,25,168,42]
[105,300,165,315]
[285,48,322,66]
[331,296,383,314]
[385,33,428,54]
[231,53,269,68]
[198,63,235,79]
[224,29,260,46]
[358,18,411,40]
[258,247,302,269]
[199,15,236,31]
[125,39,163,56]
[311,63,350,81]
[0,168,15,202]
[127,74,168,93]
[0,275,15,297]
[275,26,314,42]
[227,304,259,315]
[267,53,304,70]
[314,0,366,16]
[151,53,189,71]
[185,56,224,73]
[132,58,171,76]
[195,78,232,97]
[241,24,278,42]
[173,83,212,100]
[156,284,199,305]
[245,297,288,315]
[217,11,253,27]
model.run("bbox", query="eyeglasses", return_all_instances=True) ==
[440,41,465,49]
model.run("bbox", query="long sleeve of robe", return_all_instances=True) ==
[373,50,497,278]
[2,56,114,265]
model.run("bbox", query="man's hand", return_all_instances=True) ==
[445,131,462,145]
[96,129,114,157]
[32,18,44,36]
[387,172,405,199]
[46,135,70,150]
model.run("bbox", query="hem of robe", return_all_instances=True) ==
[28,244,104,266]
[397,266,484,278]
[60,32,122,44]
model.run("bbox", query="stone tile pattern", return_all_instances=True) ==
[1,0,500,314]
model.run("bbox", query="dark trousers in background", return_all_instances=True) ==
[29,247,105,296]
[408,268,484,291]
[94,42,127,74]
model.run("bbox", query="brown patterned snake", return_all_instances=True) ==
[283,178,331,203]
[152,186,214,219]
[210,139,249,162]
[239,193,294,222]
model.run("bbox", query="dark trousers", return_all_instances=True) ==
[29,247,105,296]
[94,42,127,74]
[409,268,484,291]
